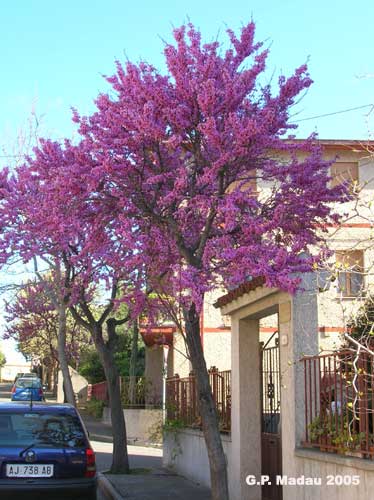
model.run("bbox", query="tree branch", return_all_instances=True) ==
[98,280,118,327]
[69,305,91,331]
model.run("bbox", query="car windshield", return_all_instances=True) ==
[0,412,86,448]
[15,379,41,389]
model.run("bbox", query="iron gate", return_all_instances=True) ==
[261,332,282,500]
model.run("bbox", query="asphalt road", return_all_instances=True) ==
[0,383,107,499]
[0,382,14,402]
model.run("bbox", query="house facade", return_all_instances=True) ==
[163,140,374,499]
[166,140,374,377]
[0,362,32,382]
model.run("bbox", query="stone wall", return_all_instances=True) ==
[102,407,163,445]
[284,449,374,500]
[163,428,232,491]
[163,432,374,500]
[57,366,89,404]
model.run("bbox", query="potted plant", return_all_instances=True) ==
[332,430,365,457]
[308,416,336,452]
[367,435,374,459]
[308,416,325,444]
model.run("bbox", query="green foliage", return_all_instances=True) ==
[308,416,325,442]
[308,415,339,442]
[162,417,186,433]
[162,418,185,460]
[86,398,105,419]
[0,351,6,368]
[121,377,161,408]
[114,343,145,378]
[347,294,374,341]
[332,429,365,454]
[308,415,365,454]
[148,416,185,450]
[78,350,105,384]
[78,332,145,384]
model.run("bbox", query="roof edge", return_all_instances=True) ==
[214,276,266,309]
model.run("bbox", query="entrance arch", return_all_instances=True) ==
[217,273,319,500]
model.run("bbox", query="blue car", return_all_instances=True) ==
[11,377,44,402]
[0,402,97,499]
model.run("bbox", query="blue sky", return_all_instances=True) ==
[1,0,374,164]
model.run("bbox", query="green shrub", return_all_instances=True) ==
[86,398,105,419]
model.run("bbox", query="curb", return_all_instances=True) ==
[97,472,123,500]
[90,433,113,443]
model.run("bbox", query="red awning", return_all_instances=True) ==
[140,326,176,347]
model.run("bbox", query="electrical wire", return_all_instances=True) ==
[0,104,373,159]
[292,104,374,123]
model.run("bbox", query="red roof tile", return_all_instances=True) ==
[214,276,266,309]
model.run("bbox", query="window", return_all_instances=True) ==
[15,379,41,389]
[335,250,364,297]
[330,162,358,188]
[0,411,85,447]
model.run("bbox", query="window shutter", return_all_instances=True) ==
[335,250,364,297]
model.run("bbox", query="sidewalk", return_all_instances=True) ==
[80,409,211,499]
[100,469,211,500]
[81,409,114,443]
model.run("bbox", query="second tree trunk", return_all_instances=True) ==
[183,303,229,500]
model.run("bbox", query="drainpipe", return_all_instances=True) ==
[162,345,169,424]
[200,305,204,351]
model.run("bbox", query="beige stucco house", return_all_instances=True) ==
[164,140,374,377]
[162,140,374,500]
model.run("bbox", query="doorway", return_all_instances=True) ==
[260,331,282,500]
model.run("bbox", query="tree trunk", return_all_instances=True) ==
[57,304,76,406]
[93,323,130,474]
[53,365,59,396]
[128,320,139,405]
[183,303,229,500]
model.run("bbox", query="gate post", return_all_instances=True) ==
[279,272,319,500]
[230,317,261,500]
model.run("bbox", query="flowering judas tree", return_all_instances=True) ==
[0,140,133,472]
[4,280,90,391]
[0,154,80,405]
[72,22,347,499]
[0,351,5,369]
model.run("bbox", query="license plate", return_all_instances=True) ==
[6,464,54,478]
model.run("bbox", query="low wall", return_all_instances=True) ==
[163,431,374,499]
[102,407,163,445]
[163,428,232,490]
[57,367,89,404]
[282,448,374,500]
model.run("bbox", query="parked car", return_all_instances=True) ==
[13,373,25,384]
[13,372,39,385]
[0,402,97,499]
[11,377,44,402]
